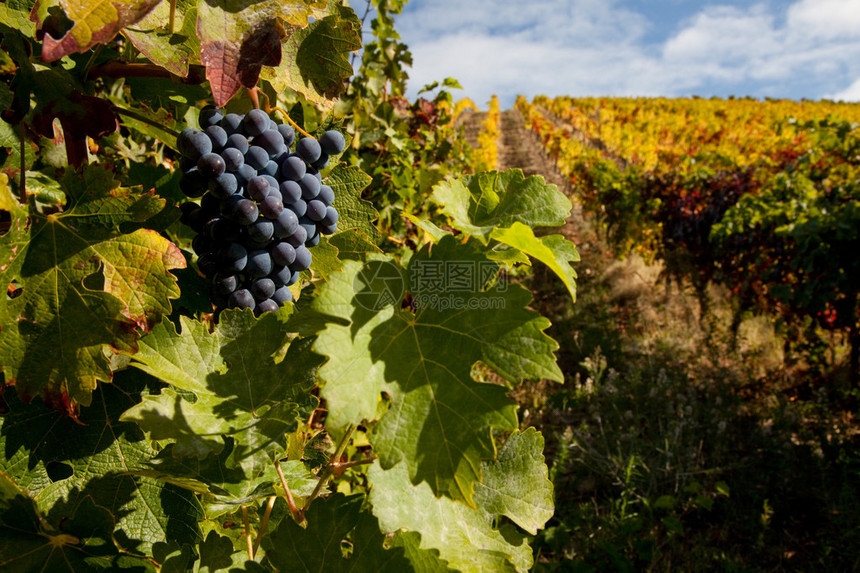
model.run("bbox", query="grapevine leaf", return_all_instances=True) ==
[388,531,456,573]
[431,170,571,241]
[0,0,36,37]
[123,0,199,78]
[0,167,184,408]
[326,163,379,242]
[490,223,579,301]
[313,236,562,504]
[369,431,552,572]
[264,493,412,572]
[328,228,382,261]
[403,212,450,243]
[121,309,322,465]
[0,373,204,558]
[260,5,362,108]
[35,0,163,62]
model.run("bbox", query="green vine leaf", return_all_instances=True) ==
[121,308,322,465]
[313,236,562,505]
[489,223,579,301]
[369,429,553,573]
[326,163,380,242]
[0,167,185,408]
[34,0,163,62]
[0,374,204,558]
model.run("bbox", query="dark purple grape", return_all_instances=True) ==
[273,209,299,238]
[280,155,306,181]
[209,217,241,244]
[220,113,243,135]
[192,233,214,256]
[255,129,286,157]
[228,289,255,310]
[279,180,302,204]
[197,153,226,177]
[300,174,320,200]
[179,202,199,225]
[226,133,250,154]
[247,177,271,201]
[322,206,339,226]
[178,128,212,160]
[311,152,329,170]
[205,125,228,150]
[290,245,312,272]
[277,124,296,148]
[272,285,293,305]
[305,232,320,247]
[199,106,224,128]
[186,207,210,233]
[251,277,276,301]
[306,199,326,222]
[212,273,238,295]
[220,243,248,273]
[271,241,296,266]
[200,192,221,215]
[208,173,238,198]
[247,219,274,243]
[260,175,280,191]
[255,298,279,315]
[270,265,292,286]
[245,145,269,170]
[232,199,259,226]
[319,222,338,235]
[221,148,244,172]
[307,166,322,182]
[235,164,257,188]
[197,252,219,277]
[260,195,284,219]
[298,216,316,238]
[296,137,321,164]
[320,130,346,155]
[318,184,334,206]
[246,249,273,278]
[180,170,208,198]
[260,160,279,177]
[242,109,270,137]
[290,199,307,218]
[180,157,197,172]
[286,225,308,248]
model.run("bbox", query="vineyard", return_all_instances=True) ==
[0,0,859,571]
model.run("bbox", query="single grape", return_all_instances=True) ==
[247,176,271,201]
[179,202,199,226]
[290,199,308,218]
[322,206,339,226]
[180,170,208,198]
[260,175,280,191]
[220,113,243,135]
[270,265,292,286]
[247,219,274,243]
[305,232,320,247]
[245,145,269,170]
[177,128,212,160]
[260,195,284,219]
[280,155,306,181]
[306,199,327,222]
[199,106,224,128]
[320,130,346,155]
[272,285,293,305]
[226,133,250,154]
[300,174,320,200]
[296,137,322,164]
[220,243,248,274]
[212,273,238,295]
[255,298,279,316]
[290,245,312,272]
[196,252,219,277]
[251,277,276,301]
[209,217,241,244]
[205,125,228,150]
[254,129,286,157]
[232,199,259,226]
[242,109,270,137]
[186,207,210,233]
[298,216,317,238]
[192,233,214,256]
[221,147,244,172]
[279,180,302,204]
[317,184,335,206]
[235,164,257,188]
[273,208,299,238]
[270,241,296,266]
[197,153,226,177]
[307,166,322,182]
[228,289,256,310]
[246,249,273,278]
[318,222,338,235]
[277,124,296,148]
[260,160,279,177]
[311,152,329,170]
[286,225,308,248]
[208,173,238,198]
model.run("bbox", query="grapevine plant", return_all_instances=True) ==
[0,1,579,571]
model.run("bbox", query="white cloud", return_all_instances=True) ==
[828,78,860,102]
[382,0,860,105]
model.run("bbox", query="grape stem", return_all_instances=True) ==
[271,106,314,139]
[242,506,253,561]
[251,496,276,558]
[274,460,303,523]
[299,424,357,521]
[18,122,25,204]
[111,105,180,140]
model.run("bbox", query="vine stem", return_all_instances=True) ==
[271,106,313,139]
[251,496,276,558]
[18,122,25,204]
[274,460,303,523]
[300,424,356,521]
[168,0,176,34]
[110,105,180,140]
[242,506,253,561]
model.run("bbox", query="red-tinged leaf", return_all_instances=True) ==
[33,0,163,62]
[31,92,117,168]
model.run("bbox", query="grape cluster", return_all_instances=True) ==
[177,107,346,315]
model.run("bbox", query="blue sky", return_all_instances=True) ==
[350,0,860,108]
